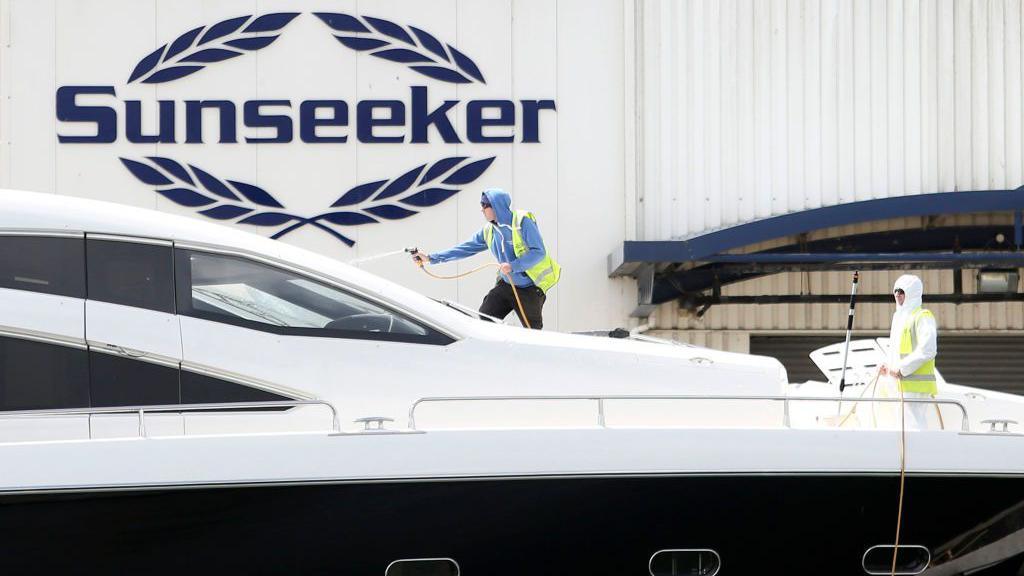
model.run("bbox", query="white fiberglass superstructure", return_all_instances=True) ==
[0,189,792,440]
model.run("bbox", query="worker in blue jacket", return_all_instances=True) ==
[412,188,560,329]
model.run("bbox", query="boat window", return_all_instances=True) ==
[0,335,90,411]
[89,350,180,407]
[0,235,85,298]
[89,354,296,409]
[385,558,459,576]
[0,332,296,411]
[181,369,290,405]
[862,545,930,575]
[649,549,721,576]
[87,239,175,313]
[175,249,451,344]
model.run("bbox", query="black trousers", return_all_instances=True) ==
[480,279,546,329]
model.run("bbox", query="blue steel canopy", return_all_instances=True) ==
[608,188,1024,308]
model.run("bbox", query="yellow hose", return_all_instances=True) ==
[835,369,908,576]
[837,371,881,428]
[416,261,532,329]
[892,381,907,576]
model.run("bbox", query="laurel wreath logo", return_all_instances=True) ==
[314,13,486,84]
[121,13,495,246]
[120,156,496,246]
[127,13,300,84]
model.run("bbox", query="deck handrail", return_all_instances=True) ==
[407,394,971,432]
[0,400,340,438]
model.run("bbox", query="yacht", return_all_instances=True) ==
[1,189,1023,575]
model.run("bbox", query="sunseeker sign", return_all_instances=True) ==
[54,12,556,246]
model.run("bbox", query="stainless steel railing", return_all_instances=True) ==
[0,399,340,439]
[407,394,971,431]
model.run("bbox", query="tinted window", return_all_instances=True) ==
[0,236,85,298]
[181,370,290,404]
[89,351,179,407]
[0,336,90,410]
[87,239,174,313]
[176,250,450,344]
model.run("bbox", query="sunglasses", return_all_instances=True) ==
[480,203,492,209]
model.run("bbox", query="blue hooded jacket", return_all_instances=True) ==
[428,188,547,288]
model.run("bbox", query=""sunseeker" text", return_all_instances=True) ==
[56,86,556,144]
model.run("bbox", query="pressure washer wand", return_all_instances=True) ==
[838,271,860,393]
[405,247,424,267]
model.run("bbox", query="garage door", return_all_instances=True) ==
[750,335,1024,395]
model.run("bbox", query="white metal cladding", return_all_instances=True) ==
[0,0,639,334]
[638,0,1024,241]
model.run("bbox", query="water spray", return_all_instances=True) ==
[346,249,408,266]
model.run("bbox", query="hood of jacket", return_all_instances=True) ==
[482,188,513,226]
[888,274,925,363]
[893,274,924,313]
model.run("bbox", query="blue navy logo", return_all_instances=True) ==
[120,155,495,246]
[128,13,300,84]
[57,13,556,246]
[314,13,485,84]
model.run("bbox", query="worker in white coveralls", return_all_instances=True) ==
[879,274,938,430]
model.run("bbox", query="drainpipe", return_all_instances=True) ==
[1015,210,1022,251]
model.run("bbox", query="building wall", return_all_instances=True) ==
[639,0,1024,239]
[1,0,1021,344]
[639,0,1024,350]
[0,0,638,333]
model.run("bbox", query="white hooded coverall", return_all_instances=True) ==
[887,274,938,430]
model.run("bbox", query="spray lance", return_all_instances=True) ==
[405,247,424,266]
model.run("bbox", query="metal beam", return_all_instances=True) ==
[698,252,1024,264]
[684,293,1024,307]
[651,226,1024,304]
[609,187,1024,276]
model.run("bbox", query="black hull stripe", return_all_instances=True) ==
[2,474,1024,575]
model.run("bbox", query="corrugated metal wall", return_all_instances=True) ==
[639,0,1024,240]
[640,0,1024,352]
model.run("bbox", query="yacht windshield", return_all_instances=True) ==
[185,251,429,336]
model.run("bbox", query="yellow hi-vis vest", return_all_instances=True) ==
[899,307,938,394]
[482,210,561,293]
